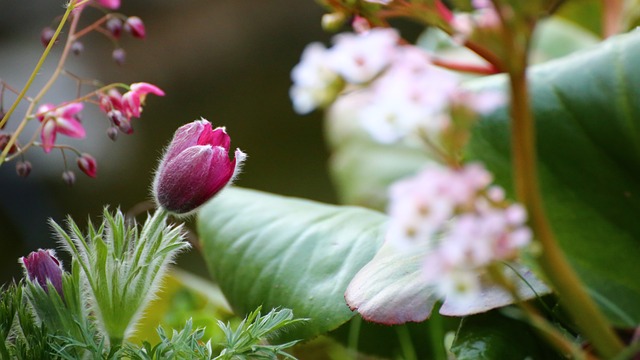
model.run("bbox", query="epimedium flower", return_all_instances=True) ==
[98,82,164,134]
[19,249,64,297]
[37,102,85,153]
[77,153,97,178]
[124,16,146,39]
[153,119,246,215]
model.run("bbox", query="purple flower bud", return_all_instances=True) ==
[16,160,32,178]
[71,41,84,56]
[40,27,56,47]
[77,153,97,178]
[20,249,64,296]
[106,17,123,39]
[107,126,119,141]
[124,16,146,39]
[0,133,17,154]
[112,48,126,66]
[153,119,246,214]
[62,170,76,186]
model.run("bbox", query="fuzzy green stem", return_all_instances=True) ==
[509,65,624,358]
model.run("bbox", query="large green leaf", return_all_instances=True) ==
[197,187,386,341]
[328,32,640,327]
[450,311,564,360]
[466,32,640,327]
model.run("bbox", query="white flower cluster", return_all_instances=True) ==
[290,27,503,145]
[387,163,532,305]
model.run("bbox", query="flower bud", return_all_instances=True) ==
[77,153,97,178]
[71,41,84,55]
[107,126,119,141]
[322,12,347,32]
[20,249,64,296]
[108,110,133,134]
[62,170,76,186]
[153,119,246,214]
[40,27,56,47]
[124,17,146,39]
[16,160,32,178]
[0,133,17,154]
[112,48,126,66]
[106,17,123,39]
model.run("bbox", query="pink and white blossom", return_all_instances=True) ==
[328,28,399,84]
[386,163,531,305]
[37,102,86,153]
[290,43,341,114]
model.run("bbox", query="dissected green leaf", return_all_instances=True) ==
[197,187,386,341]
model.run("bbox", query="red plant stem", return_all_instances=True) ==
[431,58,500,75]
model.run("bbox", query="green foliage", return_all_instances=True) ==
[327,31,640,327]
[198,187,386,341]
[0,282,55,360]
[51,208,190,342]
[122,319,213,360]
[215,307,305,360]
[450,310,565,360]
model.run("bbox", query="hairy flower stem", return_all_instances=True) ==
[0,1,81,165]
[508,63,624,358]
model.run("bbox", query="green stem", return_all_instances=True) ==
[509,64,624,358]
[428,309,446,360]
[347,315,361,359]
[396,325,417,360]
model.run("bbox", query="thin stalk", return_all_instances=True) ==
[428,310,446,360]
[347,315,361,359]
[0,1,84,165]
[396,325,418,360]
[509,65,624,358]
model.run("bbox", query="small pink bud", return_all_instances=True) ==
[107,127,119,141]
[62,170,76,186]
[16,160,32,178]
[153,119,246,214]
[106,17,123,39]
[20,249,64,296]
[112,48,126,66]
[77,153,97,178]
[108,110,133,134]
[0,133,17,154]
[40,27,56,47]
[71,41,84,56]
[124,17,146,39]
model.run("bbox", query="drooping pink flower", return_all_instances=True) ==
[98,83,164,127]
[37,102,85,153]
[77,153,97,178]
[20,249,64,297]
[153,119,246,214]
[124,17,146,39]
[95,0,120,10]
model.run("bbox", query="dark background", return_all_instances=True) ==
[0,0,337,282]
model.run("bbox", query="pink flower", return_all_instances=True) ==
[19,249,64,296]
[37,102,85,153]
[98,83,164,128]
[95,0,120,9]
[153,119,246,214]
[124,17,146,39]
[77,153,97,178]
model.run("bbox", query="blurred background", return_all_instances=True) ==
[0,0,336,283]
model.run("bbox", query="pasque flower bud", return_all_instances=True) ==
[20,249,64,296]
[153,119,246,214]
